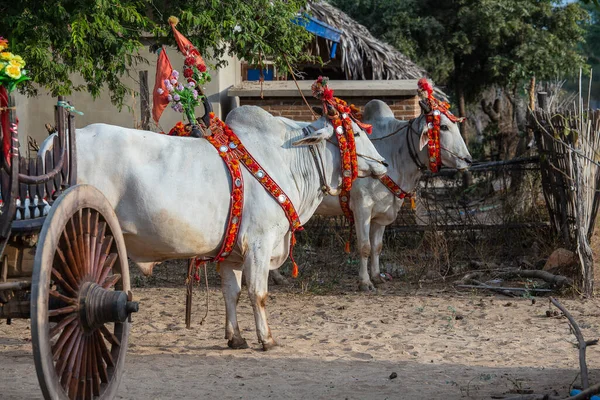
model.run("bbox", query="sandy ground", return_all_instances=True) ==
[1,286,599,400]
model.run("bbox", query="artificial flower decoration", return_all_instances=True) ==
[0,38,30,92]
[153,16,211,126]
[158,68,206,123]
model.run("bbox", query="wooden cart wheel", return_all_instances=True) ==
[31,184,138,400]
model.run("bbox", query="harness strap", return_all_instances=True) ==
[204,117,245,262]
[206,113,303,276]
[406,122,427,172]
[378,175,413,200]
[303,126,330,194]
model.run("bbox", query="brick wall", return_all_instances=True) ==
[240,95,420,121]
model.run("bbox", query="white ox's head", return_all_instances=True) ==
[291,116,387,178]
[418,102,472,171]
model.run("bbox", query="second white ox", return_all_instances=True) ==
[276,100,471,290]
[74,105,387,350]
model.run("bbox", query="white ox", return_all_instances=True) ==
[274,100,471,291]
[72,105,387,350]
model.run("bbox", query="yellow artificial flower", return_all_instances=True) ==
[9,56,25,68]
[0,62,6,71]
[0,52,14,61]
[5,64,21,79]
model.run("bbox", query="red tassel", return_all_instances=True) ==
[344,240,351,254]
[410,197,416,210]
[292,262,299,278]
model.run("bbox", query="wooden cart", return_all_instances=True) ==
[0,94,138,399]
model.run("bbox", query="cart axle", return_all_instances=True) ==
[79,281,138,330]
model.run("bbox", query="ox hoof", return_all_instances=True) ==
[270,270,289,286]
[359,282,376,292]
[227,337,249,349]
[261,339,278,351]
[371,275,386,285]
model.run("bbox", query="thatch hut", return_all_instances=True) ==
[302,1,427,81]
[229,1,432,122]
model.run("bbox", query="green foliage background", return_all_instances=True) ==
[0,0,312,108]
[330,0,589,103]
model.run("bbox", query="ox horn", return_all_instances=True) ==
[312,106,324,116]
[419,100,431,115]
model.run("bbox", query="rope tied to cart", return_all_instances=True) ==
[56,100,84,115]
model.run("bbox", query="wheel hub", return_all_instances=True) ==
[79,281,138,331]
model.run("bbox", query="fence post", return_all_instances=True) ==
[537,92,548,112]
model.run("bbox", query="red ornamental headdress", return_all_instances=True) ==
[416,78,465,173]
[311,76,374,193]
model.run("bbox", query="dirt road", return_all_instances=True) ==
[1,287,599,399]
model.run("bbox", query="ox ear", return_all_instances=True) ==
[292,125,333,146]
[419,127,429,151]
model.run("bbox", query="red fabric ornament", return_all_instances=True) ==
[417,78,433,98]
[322,87,334,101]
[151,47,174,123]
[197,63,207,73]
[170,19,207,72]
[183,67,193,78]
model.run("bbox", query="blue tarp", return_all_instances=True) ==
[292,14,342,59]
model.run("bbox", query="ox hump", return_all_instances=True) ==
[363,100,395,123]
[226,105,286,136]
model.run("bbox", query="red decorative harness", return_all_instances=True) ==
[204,113,303,276]
[311,77,370,253]
[417,78,465,173]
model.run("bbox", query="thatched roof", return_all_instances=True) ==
[307,1,427,81]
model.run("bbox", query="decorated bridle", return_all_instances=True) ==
[416,78,465,173]
[310,76,374,194]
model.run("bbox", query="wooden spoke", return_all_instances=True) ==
[100,324,121,347]
[51,268,76,297]
[92,222,106,280]
[99,260,119,288]
[89,212,99,280]
[61,230,81,282]
[52,321,78,361]
[82,209,91,277]
[56,325,81,377]
[54,247,79,290]
[49,314,77,339]
[90,335,101,395]
[49,290,78,306]
[48,305,78,318]
[75,210,86,278]
[68,335,85,399]
[61,332,82,395]
[95,235,113,281]
[93,334,109,384]
[95,330,114,368]
[68,218,84,278]
[76,337,88,400]
[85,335,94,400]
[32,188,132,400]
